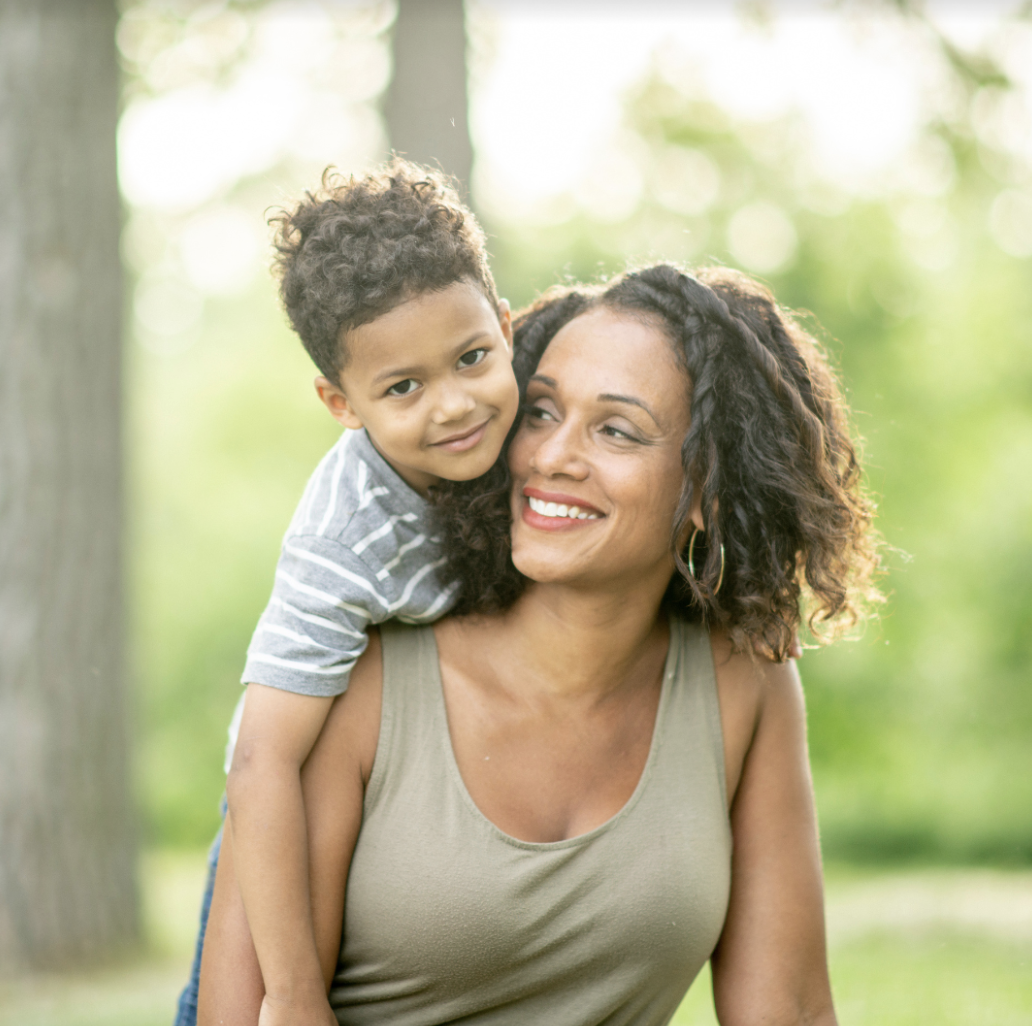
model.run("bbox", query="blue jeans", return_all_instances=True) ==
[173,809,224,1026]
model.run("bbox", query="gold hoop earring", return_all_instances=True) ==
[687,528,725,595]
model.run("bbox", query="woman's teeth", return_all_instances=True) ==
[528,497,599,520]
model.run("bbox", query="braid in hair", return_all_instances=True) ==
[602,265,879,659]
[429,286,594,614]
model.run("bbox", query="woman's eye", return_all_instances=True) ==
[458,348,487,368]
[601,424,636,441]
[387,378,419,397]
[524,403,555,422]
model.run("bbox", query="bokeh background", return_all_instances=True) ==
[1,1,1030,1023]
[120,0,1032,864]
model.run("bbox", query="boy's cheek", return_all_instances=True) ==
[497,369,522,431]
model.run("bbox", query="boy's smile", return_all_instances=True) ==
[432,418,492,452]
[315,281,520,495]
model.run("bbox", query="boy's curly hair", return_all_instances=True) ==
[431,264,882,662]
[270,157,499,381]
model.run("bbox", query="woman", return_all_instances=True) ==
[199,264,879,1026]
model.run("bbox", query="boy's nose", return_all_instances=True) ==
[432,382,477,423]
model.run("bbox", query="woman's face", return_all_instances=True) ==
[508,306,692,593]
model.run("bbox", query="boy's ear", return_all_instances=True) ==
[315,376,364,431]
[497,298,514,356]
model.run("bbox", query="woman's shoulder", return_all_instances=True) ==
[705,627,805,808]
[335,628,384,785]
[707,627,799,691]
[669,616,796,698]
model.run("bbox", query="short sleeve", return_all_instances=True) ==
[240,534,392,698]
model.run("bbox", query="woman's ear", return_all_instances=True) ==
[674,483,706,554]
[497,298,514,356]
[688,482,706,533]
[315,376,364,431]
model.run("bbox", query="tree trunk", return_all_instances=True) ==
[0,0,137,971]
[384,0,473,191]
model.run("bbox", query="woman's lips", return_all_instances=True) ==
[432,419,490,453]
[521,501,602,531]
[521,487,604,530]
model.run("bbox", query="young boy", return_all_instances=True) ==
[176,160,520,1026]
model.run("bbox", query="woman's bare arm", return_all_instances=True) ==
[197,820,264,1026]
[710,642,836,1026]
[197,633,382,1025]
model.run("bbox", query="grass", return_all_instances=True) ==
[674,934,1032,1025]
[673,866,1032,1025]
[0,850,207,1026]
[1,855,1029,1025]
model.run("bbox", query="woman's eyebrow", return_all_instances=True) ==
[530,375,660,426]
[599,393,660,427]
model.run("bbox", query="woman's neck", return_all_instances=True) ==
[463,577,671,704]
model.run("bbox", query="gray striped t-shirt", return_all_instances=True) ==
[224,428,457,769]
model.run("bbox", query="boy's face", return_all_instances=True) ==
[316,281,519,495]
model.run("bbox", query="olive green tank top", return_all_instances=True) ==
[330,618,731,1026]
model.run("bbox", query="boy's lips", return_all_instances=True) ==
[432,418,491,452]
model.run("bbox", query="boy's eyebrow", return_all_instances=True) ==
[372,330,492,385]
[529,376,660,428]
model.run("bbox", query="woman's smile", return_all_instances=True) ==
[522,489,604,530]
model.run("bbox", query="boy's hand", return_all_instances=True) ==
[258,992,339,1026]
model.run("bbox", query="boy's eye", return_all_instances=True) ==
[387,378,419,397]
[458,347,487,369]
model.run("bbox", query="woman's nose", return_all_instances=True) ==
[530,421,588,479]
[431,380,477,423]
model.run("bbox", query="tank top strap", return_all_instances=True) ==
[363,621,441,811]
[665,617,729,822]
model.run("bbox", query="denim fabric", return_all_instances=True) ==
[173,810,224,1026]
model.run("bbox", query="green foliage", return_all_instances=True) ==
[128,13,1031,861]
[129,286,340,844]
[484,49,1032,864]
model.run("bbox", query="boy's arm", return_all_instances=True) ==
[227,534,387,1018]
[225,684,335,1025]
[198,637,381,1026]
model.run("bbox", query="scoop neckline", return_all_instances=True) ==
[425,619,679,852]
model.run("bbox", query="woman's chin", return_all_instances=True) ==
[511,544,616,590]
[512,554,565,584]
[510,516,617,587]
[510,547,585,586]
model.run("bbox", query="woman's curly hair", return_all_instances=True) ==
[270,157,498,381]
[431,264,882,662]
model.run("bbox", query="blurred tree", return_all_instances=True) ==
[385,0,472,189]
[0,0,137,968]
